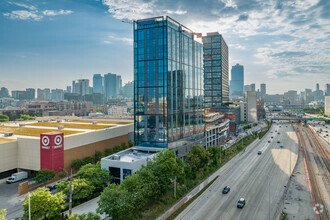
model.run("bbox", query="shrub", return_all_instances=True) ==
[33,169,56,184]
[94,151,104,161]
[71,159,84,170]
[105,148,114,156]
[0,115,9,122]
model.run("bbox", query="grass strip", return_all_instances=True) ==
[167,176,219,220]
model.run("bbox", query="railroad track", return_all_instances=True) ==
[296,124,330,220]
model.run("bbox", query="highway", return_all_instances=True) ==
[176,123,299,220]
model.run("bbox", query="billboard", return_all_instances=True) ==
[40,132,64,172]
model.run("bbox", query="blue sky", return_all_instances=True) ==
[0,0,329,94]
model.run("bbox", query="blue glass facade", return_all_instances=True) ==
[134,16,204,149]
[202,33,229,108]
[229,64,244,98]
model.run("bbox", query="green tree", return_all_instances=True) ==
[185,145,210,172]
[20,114,35,121]
[208,146,220,167]
[0,209,6,220]
[76,162,110,192]
[83,156,95,165]
[33,169,56,184]
[22,188,65,219]
[68,212,101,220]
[96,107,103,112]
[94,151,104,162]
[0,115,9,122]
[57,178,95,203]
[71,159,84,170]
[104,148,114,156]
[97,184,135,220]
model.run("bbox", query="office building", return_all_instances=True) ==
[229,64,244,99]
[74,79,90,96]
[260,83,266,99]
[325,84,330,96]
[66,86,71,93]
[51,89,64,100]
[122,81,134,99]
[250,83,256,92]
[0,87,9,98]
[25,88,35,100]
[37,89,51,100]
[244,85,250,93]
[240,91,257,123]
[93,74,103,94]
[134,16,204,153]
[72,81,76,94]
[104,73,117,99]
[116,75,122,95]
[203,32,229,108]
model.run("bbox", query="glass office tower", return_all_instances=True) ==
[229,64,244,99]
[202,32,229,108]
[134,16,204,150]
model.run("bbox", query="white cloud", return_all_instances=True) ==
[164,9,187,15]
[9,2,37,10]
[3,10,42,21]
[42,10,74,16]
[105,35,133,45]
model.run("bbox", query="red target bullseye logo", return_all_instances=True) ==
[54,135,62,145]
[42,136,50,146]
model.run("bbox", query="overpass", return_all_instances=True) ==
[271,117,307,124]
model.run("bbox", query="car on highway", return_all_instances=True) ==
[257,151,262,155]
[222,186,230,194]
[46,185,54,191]
[277,141,280,143]
[278,132,280,134]
[271,136,273,139]
[280,145,284,148]
[237,198,246,208]
[268,140,271,143]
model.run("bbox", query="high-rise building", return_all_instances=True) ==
[325,96,330,116]
[26,88,35,100]
[66,86,71,93]
[51,89,64,100]
[104,73,117,99]
[247,91,257,123]
[93,74,103,94]
[74,79,90,96]
[134,16,204,151]
[0,87,9,98]
[203,32,229,108]
[37,88,51,100]
[250,83,256,92]
[325,84,330,96]
[116,75,122,95]
[229,64,244,99]
[72,81,76,94]
[122,81,133,98]
[316,83,319,91]
[260,83,266,99]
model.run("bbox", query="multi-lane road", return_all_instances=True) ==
[176,123,299,220]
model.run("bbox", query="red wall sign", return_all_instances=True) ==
[40,132,64,172]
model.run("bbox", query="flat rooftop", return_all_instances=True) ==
[103,146,161,163]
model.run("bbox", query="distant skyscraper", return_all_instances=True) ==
[260,83,266,99]
[316,83,319,91]
[26,88,35,100]
[134,16,204,150]
[203,32,229,108]
[37,88,51,100]
[250,83,255,92]
[122,81,133,98]
[66,86,71,93]
[72,81,76,94]
[229,64,244,98]
[93,74,103,94]
[325,84,330,96]
[0,87,9,98]
[75,79,90,96]
[104,73,117,99]
[51,89,64,100]
[116,75,122,95]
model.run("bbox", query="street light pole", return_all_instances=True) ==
[69,169,73,216]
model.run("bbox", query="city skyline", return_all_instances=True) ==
[0,0,329,94]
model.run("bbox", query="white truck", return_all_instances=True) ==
[6,171,28,184]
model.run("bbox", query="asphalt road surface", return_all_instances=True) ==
[176,123,299,220]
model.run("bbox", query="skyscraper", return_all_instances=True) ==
[0,87,9,98]
[122,81,133,98]
[325,84,330,96]
[260,83,266,99]
[134,16,204,151]
[75,79,90,96]
[202,32,229,108]
[93,74,103,94]
[229,64,244,98]
[316,83,319,91]
[104,73,117,99]
[26,88,35,100]
[66,86,71,93]
[250,83,256,92]
[37,88,51,100]
[116,75,122,95]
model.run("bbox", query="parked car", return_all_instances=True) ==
[237,198,246,208]
[258,151,262,155]
[46,185,54,191]
[222,186,230,194]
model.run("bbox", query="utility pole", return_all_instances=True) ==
[69,169,73,216]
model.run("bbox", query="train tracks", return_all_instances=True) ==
[296,124,330,220]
